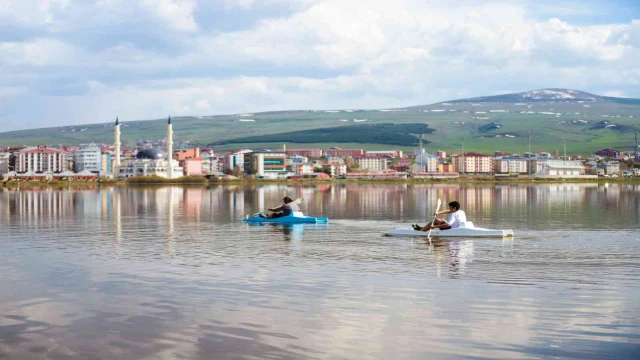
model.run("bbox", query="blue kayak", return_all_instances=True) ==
[243,212,329,224]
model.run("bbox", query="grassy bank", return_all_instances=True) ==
[3,175,639,189]
[125,175,208,185]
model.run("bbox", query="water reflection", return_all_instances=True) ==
[1,183,637,231]
[0,184,638,359]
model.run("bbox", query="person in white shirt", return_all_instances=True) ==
[413,201,467,231]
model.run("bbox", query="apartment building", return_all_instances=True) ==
[223,149,253,172]
[0,153,9,175]
[244,151,288,178]
[17,146,67,173]
[74,146,102,173]
[285,148,323,158]
[451,152,493,174]
[325,148,364,158]
[494,157,528,174]
[353,155,388,172]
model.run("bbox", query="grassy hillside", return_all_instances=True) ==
[212,123,434,147]
[1,89,638,156]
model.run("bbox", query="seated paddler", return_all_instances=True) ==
[412,201,467,231]
[262,196,300,218]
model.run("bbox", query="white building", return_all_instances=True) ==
[114,117,183,179]
[118,148,183,179]
[0,153,9,175]
[414,153,438,172]
[353,156,388,172]
[223,149,253,172]
[74,146,102,173]
[532,160,585,177]
[17,146,67,173]
[322,163,347,177]
[494,157,528,174]
[244,151,289,178]
[297,163,315,175]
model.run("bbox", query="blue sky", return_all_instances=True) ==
[0,0,638,131]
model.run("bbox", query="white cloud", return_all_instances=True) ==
[0,38,83,66]
[137,0,198,32]
[0,0,639,131]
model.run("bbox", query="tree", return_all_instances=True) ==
[231,166,243,177]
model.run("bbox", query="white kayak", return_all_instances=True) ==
[384,222,514,238]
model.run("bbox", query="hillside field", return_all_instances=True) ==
[1,89,638,156]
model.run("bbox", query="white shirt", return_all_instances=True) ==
[447,210,467,229]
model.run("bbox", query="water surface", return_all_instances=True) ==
[0,183,639,359]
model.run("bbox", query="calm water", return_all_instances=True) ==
[0,183,639,359]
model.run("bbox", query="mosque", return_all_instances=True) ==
[113,117,183,179]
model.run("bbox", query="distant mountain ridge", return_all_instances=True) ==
[439,88,640,105]
[0,88,637,155]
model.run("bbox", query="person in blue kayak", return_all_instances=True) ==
[261,196,300,218]
[413,200,467,231]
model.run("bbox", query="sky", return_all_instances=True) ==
[0,0,639,131]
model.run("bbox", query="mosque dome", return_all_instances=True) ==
[136,148,167,160]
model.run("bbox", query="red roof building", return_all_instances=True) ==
[17,146,67,173]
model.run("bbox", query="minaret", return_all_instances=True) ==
[282,143,286,152]
[114,117,121,178]
[167,116,173,179]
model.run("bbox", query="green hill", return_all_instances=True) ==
[0,88,638,156]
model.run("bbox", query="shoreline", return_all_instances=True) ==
[2,175,639,189]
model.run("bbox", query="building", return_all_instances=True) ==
[287,155,309,171]
[183,158,203,176]
[532,160,585,177]
[353,155,388,172]
[438,162,454,173]
[244,151,288,178]
[174,148,200,161]
[114,117,183,179]
[365,150,403,158]
[296,163,315,175]
[598,161,620,175]
[118,148,184,178]
[223,149,253,172]
[435,151,447,159]
[494,157,528,174]
[101,152,112,173]
[73,146,102,173]
[17,146,67,173]
[595,149,621,158]
[414,153,438,172]
[325,148,364,158]
[322,163,347,177]
[0,153,9,175]
[285,148,323,158]
[451,152,493,174]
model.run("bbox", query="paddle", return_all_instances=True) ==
[426,198,442,238]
